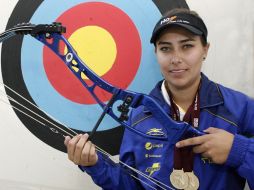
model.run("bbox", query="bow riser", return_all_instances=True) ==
[0,23,205,143]
[35,32,205,143]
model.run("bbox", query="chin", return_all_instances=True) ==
[167,77,185,84]
[169,81,188,90]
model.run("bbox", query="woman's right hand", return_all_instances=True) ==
[64,133,98,166]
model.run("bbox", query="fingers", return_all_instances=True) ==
[178,137,213,161]
[89,143,98,163]
[176,127,222,148]
[73,134,89,164]
[203,127,221,134]
[176,135,209,148]
[192,141,212,154]
[64,134,98,166]
[176,127,234,164]
[192,144,206,154]
[81,141,98,165]
[201,151,213,160]
[65,134,82,161]
[64,136,71,146]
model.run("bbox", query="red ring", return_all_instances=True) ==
[43,2,141,104]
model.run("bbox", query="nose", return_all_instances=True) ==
[170,56,182,65]
[170,52,182,65]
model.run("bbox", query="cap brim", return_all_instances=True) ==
[150,23,203,43]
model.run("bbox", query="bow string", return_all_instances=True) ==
[0,22,205,190]
[6,22,203,142]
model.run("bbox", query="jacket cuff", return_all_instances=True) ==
[226,134,249,168]
[78,153,105,176]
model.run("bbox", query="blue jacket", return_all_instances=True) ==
[81,74,254,190]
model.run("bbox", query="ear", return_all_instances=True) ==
[203,42,210,59]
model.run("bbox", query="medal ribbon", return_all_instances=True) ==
[165,82,200,172]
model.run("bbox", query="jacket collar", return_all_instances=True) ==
[146,73,224,113]
[199,73,224,108]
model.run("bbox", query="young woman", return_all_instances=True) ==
[64,8,254,190]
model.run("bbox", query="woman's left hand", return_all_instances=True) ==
[176,127,234,164]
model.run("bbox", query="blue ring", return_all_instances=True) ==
[21,0,162,131]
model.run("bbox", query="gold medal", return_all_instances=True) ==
[184,171,199,190]
[170,169,189,189]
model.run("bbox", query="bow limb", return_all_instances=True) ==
[0,23,205,143]
[33,26,205,143]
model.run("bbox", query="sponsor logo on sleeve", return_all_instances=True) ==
[145,163,161,176]
[145,142,163,150]
[146,128,165,136]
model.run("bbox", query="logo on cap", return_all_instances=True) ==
[160,16,177,25]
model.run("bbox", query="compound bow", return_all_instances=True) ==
[0,22,205,190]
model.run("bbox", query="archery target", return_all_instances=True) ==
[43,2,142,105]
[1,0,188,154]
[21,0,161,132]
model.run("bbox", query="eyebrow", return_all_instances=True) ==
[157,38,196,45]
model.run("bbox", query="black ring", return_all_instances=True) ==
[1,0,188,155]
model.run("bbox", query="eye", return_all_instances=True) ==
[160,46,171,52]
[182,44,194,49]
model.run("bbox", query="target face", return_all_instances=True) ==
[1,0,188,155]
[43,2,141,104]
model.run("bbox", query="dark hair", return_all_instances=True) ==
[164,8,200,18]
